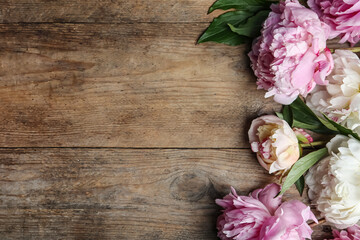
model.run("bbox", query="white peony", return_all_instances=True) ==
[305,135,360,229]
[306,50,360,135]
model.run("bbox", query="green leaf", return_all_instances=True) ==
[289,97,336,134]
[292,120,316,130]
[279,148,328,195]
[275,112,283,119]
[294,175,305,196]
[319,117,337,131]
[290,97,318,119]
[208,0,273,14]
[323,115,360,141]
[228,10,269,38]
[198,11,253,46]
[282,105,293,127]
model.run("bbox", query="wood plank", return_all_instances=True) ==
[0,148,331,239]
[0,23,280,148]
[0,0,217,23]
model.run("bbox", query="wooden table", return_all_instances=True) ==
[0,1,333,239]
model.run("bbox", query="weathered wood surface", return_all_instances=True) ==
[0,149,332,239]
[0,1,341,239]
[0,23,279,148]
[0,0,217,23]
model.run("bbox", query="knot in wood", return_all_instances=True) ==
[170,171,210,202]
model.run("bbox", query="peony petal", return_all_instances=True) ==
[326,135,350,155]
[256,183,282,215]
[291,48,317,89]
[260,200,315,240]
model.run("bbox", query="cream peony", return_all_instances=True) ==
[305,135,360,228]
[248,115,300,174]
[306,50,360,135]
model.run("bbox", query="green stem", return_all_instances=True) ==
[300,141,327,148]
[330,46,360,53]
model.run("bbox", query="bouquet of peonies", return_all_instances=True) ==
[199,0,360,239]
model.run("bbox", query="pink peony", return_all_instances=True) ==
[248,115,300,174]
[216,183,317,240]
[249,0,334,105]
[330,225,360,240]
[308,0,360,45]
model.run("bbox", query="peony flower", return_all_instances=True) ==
[249,0,334,105]
[308,0,360,45]
[249,115,300,174]
[305,135,360,229]
[306,50,360,135]
[216,183,317,240]
[330,225,360,240]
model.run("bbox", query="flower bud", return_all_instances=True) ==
[293,127,313,144]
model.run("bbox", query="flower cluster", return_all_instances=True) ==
[201,0,360,239]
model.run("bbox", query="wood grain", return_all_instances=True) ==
[0,2,351,239]
[0,0,217,23]
[0,148,331,239]
[0,23,280,148]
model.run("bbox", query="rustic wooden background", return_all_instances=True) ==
[0,1,340,239]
